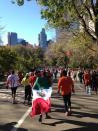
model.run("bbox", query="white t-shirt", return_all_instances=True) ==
[7,74,19,88]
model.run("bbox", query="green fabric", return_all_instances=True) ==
[33,77,51,90]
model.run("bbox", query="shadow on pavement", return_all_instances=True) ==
[74,95,98,102]
[61,122,98,131]
[42,118,98,131]
[71,111,98,119]
[42,110,98,130]
[0,122,28,131]
[51,103,65,113]
[52,104,98,119]
[51,103,81,113]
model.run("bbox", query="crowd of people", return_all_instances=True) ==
[5,67,98,122]
[6,68,53,122]
[71,69,98,95]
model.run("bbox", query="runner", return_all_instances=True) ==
[58,70,75,116]
[83,70,92,95]
[21,73,32,105]
[30,70,52,123]
[6,70,19,104]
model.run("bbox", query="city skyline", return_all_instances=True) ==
[0,0,55,45]
[39,28,47,49]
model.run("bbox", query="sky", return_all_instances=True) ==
[0,0,55,45]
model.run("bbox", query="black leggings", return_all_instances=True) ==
[25,85,32,101]
[11,87,17,95]
[63,93,71,112]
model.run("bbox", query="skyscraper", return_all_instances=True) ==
[38,28,47,49]
[8,32,17,46]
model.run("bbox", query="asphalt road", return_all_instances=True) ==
[0,82,98,131]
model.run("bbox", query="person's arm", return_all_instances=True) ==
[58,78,61,93]
[71,78,75,93]
[29,77,33,88]
[21,78,26,86]
[72,84,75,93]
[33,78,40,89]
[16,75,20,87]
[6,76,10,89]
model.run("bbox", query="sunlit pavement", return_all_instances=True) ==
[0,82,98,131]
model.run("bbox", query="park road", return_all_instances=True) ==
[0,81,98,131]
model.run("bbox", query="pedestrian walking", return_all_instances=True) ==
[91,71,98,95]
[30,70,52,123]
[21,73,32,105]
[58,70,75,116]
[78,70,84,83]
[29,71,37,88]
[6,70,19,104]
[83,70,92,95]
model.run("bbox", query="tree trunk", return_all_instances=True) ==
[95,0,98,38]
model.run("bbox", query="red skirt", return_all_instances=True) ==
[30,98,51,117]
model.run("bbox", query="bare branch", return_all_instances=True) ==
[83,3,93,20]
[91,0,96,16]
[72,1,97,41]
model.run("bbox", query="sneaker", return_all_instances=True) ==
[65,112,68,117]
[46,114,51,119]
[23,101,25,104]
[28,101,31,105]
[68,108,72,116]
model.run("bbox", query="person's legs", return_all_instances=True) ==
[39,114,42,122]
[80,78,82,83]
[63,95,68,116]
[11,88,14,103]
[86,86,88,94]
[28,86,32,105]
[11,88,14,98]
[45,112,51,119]
[13,87,17,103]
[11,87,17,104]
[67,93,72,115]
[88,85,91,95]
[94,85,97,95]
[24,86,28,104]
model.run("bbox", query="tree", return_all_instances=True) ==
[66,32,98,68]
[39,0,98,42]
[12,0,98,68]
[14,0,98,43]
[0,17,5,45]
[0,46,17,72]
[45,29,98,68]
[44,40,69,67]
[11,45,44,71]
[11,0,32,6]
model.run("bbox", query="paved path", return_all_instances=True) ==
[0,82,98,131]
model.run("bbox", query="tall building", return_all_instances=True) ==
[38,28,47,49]
[18,38,28,46]
[8,32,18,46]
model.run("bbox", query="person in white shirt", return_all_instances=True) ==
[6,70,19,104]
